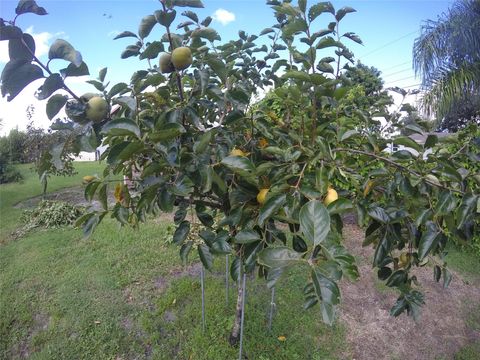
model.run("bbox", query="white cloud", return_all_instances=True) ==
[212,9,235,26]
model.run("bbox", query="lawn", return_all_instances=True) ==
[0,162,347,359]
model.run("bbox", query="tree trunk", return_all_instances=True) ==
[229,277,244,346]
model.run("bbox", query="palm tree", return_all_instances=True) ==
[413,0,480,129]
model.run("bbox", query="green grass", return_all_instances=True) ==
[445,243,480,284]
[0,162,347,359]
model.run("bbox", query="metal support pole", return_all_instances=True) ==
[268,287,276,331]
[238,272,247,360]
[201,266,206,332]
[225,255,230,306]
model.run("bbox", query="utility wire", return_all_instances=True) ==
[384,75,418,85]
[358,30,418,60]
[381,60,411,72]
[382,67,413,78]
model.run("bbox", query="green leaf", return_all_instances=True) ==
[171,0,204,8]
[113,31,138,40]
[173,220,190,244]
[257,247,304,268]
[316,37,343,50]
[418,221,440,260]
[15,0,47,15]
[98,184,108,210]
[282,70,311,82]
[339,129,359,142]
[107,141,144,165]
[192,27,221,42]
[424,134,438,149]
[8,33,35,61]
[0,25,23,40]
[378,267,392,281]
[230,257,241,281]
[368,206,390,223]
[299,200,331,246]
[102,118,141,138]
[442,267,452,288]
[193,130,213,153]
[171,176,194,197]
[48,39,82,67]
[335,6,356,21]
[138,15,157,39]
[436,191,457,216]
[36,73,63,100]
[386,270,407,287]
[1,61,44,101]
[456,194,478,229]
[234,229,261,244]
[139,41,164,60]
[198,244,213,270]
[108,82,129,97]
[46,94,68,120]
[221,156,256,180]
[311,268,340,325]
[155,9,176,27]
[205,55,227,83]
[298,0,307,13]
[308,2,335,22]
[60,62,89,78]
[150,123,186,142]
[392,135,422,152]
[258,193,286,226]
[327,198,353,215]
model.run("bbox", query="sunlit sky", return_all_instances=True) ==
[0,0,454,135]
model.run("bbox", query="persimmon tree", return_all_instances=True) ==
[2,0,479,346]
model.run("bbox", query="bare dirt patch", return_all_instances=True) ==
[339,222,480,360]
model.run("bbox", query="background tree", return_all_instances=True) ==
[413,0,480,131]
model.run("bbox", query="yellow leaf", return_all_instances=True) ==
[277,335,286,342]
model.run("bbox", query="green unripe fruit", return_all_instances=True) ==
[159,52,175,74]
[86,96,108,123]
[171,47,192,71]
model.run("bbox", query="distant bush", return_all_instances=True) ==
[20,200,84,230]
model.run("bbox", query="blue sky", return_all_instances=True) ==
[0,0,454,134]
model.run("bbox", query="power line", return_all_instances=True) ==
[382,67,413,78]
[358,30,418,60]
[384,75,418,85]
[381,60,411,72]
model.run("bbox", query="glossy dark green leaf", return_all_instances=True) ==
[221,156,256,183]
[456,194,478,229]
[173,220,190,244]
[138,15,157,39]
[0,25,23,40]
[98,183,108,210]
[180,241,193,263]
[101,118,141,138]
[46,94,68,120]
[335,6,356,21]
[15,0,47,15]
[257,247,304,268]
[192,27,221,42]
[418,221,440,260]
[8,33,35,61]
[171,0,204,8]
[378,267,392,281]
[392,135,422,152]
[386,270,407,287]
[308,2,335,22]
[442,267,452,288]
[139,41,164,60]
[113,31,138,40]
[258,193,286,226]
[436,191,457,215]
[36,73,63,100]
[434,265,441,282]
[155,9,176,27]
[171,176,194,197]
[198,244,213,270]
[327,198,353,215]
[1,61,44,101]
[48,39,82,67]
[60,61,89,78]
[368,206,390,223]
[234,229,261,244]
[311,268,340,325]
[150,123,186,142]
[424,134,438,149]
[300,200,330,246]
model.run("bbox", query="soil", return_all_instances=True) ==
[14,188,480,359]
[339,218,480,360]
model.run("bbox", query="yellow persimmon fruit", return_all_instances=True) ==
[82,175,95,184]
[171,46,193,71]
[86,96,108,123]
[257,188,269,205]
[323,187,338,206]
[230,148,247,157]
